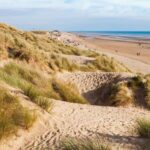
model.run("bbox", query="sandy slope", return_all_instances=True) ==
[57,72,134,93]
[20,100,150,150]
[57,72,135,105]
[1,82,150,150]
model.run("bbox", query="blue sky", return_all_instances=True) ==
[0,0,150,31]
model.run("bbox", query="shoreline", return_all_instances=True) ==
[74,33,150,44]
[53,31,150,74]
[76,34,150,65]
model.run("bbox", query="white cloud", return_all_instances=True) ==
[0,0,150,17]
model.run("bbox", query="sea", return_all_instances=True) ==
[73,31,150,40]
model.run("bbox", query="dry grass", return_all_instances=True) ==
[52,80,88,104]
[107,75,150,108]
[108,82,134,106]
[0,23,130,73]
[91,55,130,72]
[0,87,36,139]
[0,62,88,105]
[136,118,150,138]
[144,74,150,108]
[48,54,80,72]
[0,62,55,109]
[60,138,111,150]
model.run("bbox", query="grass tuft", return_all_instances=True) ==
[0,62,53,110]
[0,88,36,139]
[137,118,150,138]
[52,80,88,104]
[108,82,134,106]
[61,138,111,150]
[144,74,150,109]
[36,97,53,111]
[91,55,130,72]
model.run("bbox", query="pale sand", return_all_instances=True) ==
[4,99,150,150]
[61,54,94,64]
[57,72,134,93]
[57,72,134,105]
[1,72,150,150]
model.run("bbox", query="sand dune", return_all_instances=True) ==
[1,25,150,150]
[19,100,150,150]
[2,72,150,150]
[57,72,134,105]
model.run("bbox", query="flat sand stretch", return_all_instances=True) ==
[80,36,150,65]
[79,36,150,74]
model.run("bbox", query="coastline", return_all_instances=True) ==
[75,33,150,65]
[73,31,150,43]
[54,31,150,74]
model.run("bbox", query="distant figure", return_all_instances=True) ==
[137,52,141,56]
[138,42,142,46]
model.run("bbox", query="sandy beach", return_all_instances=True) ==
[53,31,150,74]
[80,36,150,65]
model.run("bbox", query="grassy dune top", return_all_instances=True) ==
[0,23,129,73]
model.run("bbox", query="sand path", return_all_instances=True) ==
[20,100,150,150]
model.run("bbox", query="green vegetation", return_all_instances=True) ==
[0,88,36,139]
[137,118,150,138]
[0,62,56,110]
[61,138,111,150]
[0,62,87,105]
